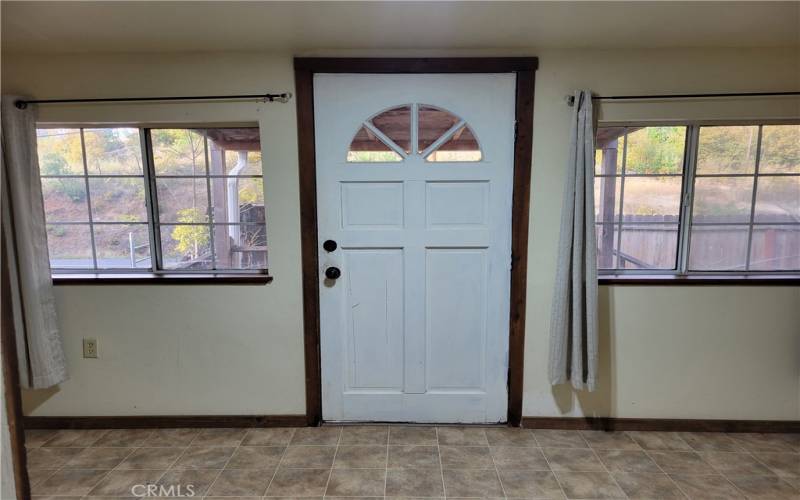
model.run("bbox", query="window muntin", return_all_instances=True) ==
[596,123,799,275]
[347,104,482,163]
[689,124,800,271]
[594,126,687,270]
[37,126,268,275]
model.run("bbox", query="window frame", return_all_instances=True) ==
[595,119,800,283]
[37,124,271,284]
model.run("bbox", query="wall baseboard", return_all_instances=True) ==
[24,415,799,433]
[23,414,307,429]
[522,416,800,433]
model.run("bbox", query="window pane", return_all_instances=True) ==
[209,177,264,224]
[754,176,800,223]
[47,224,93,269]
[619,223,679,269]
[425,125,481,162]
[347,126,402,162]
[759,125,800,174]
[418,105,460,152]
[155,178,209,223]
[595,128,625,175]
[159,224,212,270]
[371,106,411,154]
[621,177,682,220]
[595,223,618,269]
[750,225,800,270]
[594,176,620,222]
[624,126,685,175]
[83,128,143,175]
[692,177,754,223]
[41,178,89,222]
[94,224,151,269]
[151,129,208,175]
[697,126,758,174]
[88,177,148,222]
[688,225,749,271]
[212,224,267,270]
[37,128,84,175]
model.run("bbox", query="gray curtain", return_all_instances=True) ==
[1,96,68,389]
[548,90,599,391]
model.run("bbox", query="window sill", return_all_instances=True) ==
[598,274,800,286]
[52,273,273,286]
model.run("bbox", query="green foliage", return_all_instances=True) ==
[171,208,208,258]
[40,152,70,176]
[151,129,206,175]
[624,127,685,174]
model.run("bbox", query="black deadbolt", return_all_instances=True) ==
[323,239,337,252]
[325,267,341,280]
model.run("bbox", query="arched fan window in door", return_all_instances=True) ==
[347,104,482,163]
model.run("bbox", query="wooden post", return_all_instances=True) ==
[598,140,619,268]
[208,141,231,268]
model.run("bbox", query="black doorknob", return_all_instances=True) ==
[325,267,341,280]
[323,240,337,252]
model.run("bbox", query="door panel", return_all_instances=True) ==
[343,249,404,390]
[315,74,515,423]
[426,248,488,391]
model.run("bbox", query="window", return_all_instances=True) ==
[347,104,482,163]
[595,123,799,275]
[37,126,268,277]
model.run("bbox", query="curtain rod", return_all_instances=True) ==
[565,91,800,107]
[13,92,293,109]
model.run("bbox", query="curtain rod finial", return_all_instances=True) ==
[277,92,292,103]
[566,95,575,107]
[14,100,28,110]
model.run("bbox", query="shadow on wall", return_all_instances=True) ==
[550,286,615,416]
[21,386,60,415]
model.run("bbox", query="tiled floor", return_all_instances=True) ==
[24,426,800,499]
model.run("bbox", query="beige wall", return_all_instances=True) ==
[3,48,798,419]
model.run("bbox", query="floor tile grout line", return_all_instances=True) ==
[200,432,243,498]
[638,447,689,499]
[320,426,342,497]
[258,436,288,499]
[383,427,389,499]
[435,427,447,498]
[487,428,510,499]
[61,429,150,497]
[587,444,630,500]
[264,427,296,498]
[536,445,570,500]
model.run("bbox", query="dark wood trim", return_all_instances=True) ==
[522,416,800,433]
[52,273,273,285]
[295,65,323,427]
[23,414,307,430]
[1,233,31,500]
[293,57,538,426]
[599,274,800,286]
[507,69,535,427]
[294,57,538,74]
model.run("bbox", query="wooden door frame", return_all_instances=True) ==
[294,57,537,426]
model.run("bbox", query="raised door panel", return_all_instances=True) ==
[426,248,488,391]
[344,249,405,391]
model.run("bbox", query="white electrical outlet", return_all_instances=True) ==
[83,338,98,358]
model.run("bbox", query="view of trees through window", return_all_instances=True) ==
[37,127,267,273]
[595,123,799,272]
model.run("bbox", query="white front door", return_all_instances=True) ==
[315,74,516,423]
